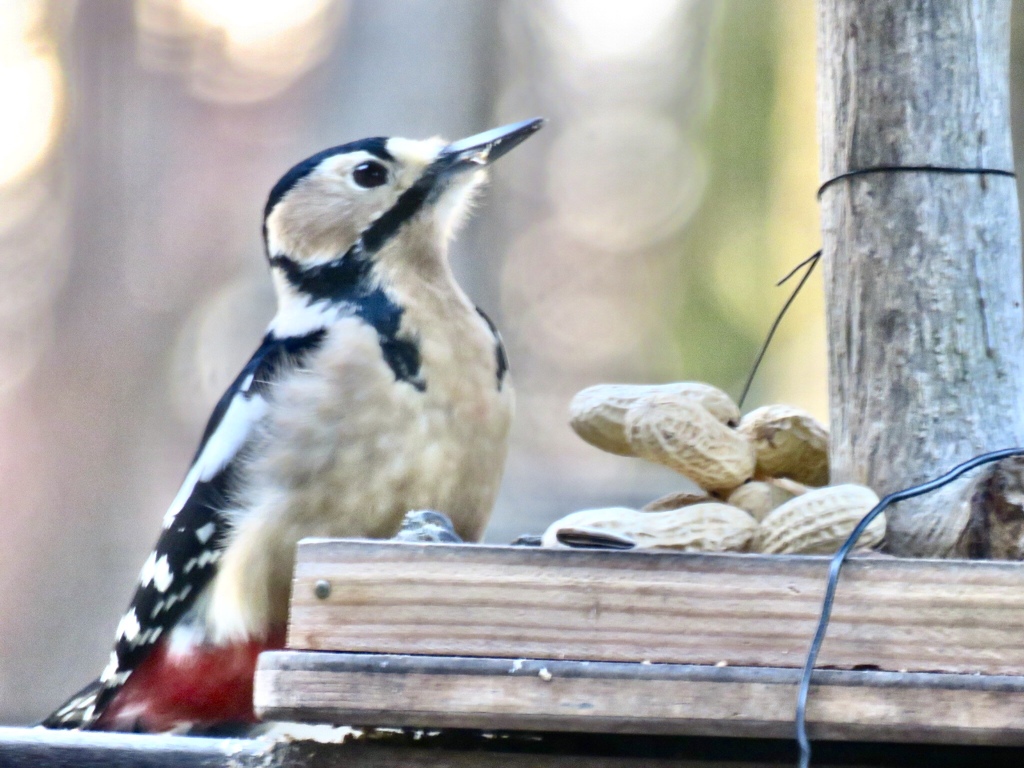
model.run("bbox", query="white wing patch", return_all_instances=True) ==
[195,521,216,544]
[162,392,269,529]
[138,551,157,585]
[184,548,221,574]
[154,555,172,592]
[100,650,126,685]
[115,609,140,643]
[139,552,173,593]
[149,583,195,622]
[163,464,201,528]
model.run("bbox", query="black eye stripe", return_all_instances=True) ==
[352,161,389,188]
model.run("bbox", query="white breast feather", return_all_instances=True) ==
[203,301,513,644]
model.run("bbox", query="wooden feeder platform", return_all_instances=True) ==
[253,539,1024,747]
[7,540,1024,766]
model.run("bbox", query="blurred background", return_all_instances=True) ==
[0,0,1020,724]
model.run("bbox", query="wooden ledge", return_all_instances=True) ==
[269,540,1024,746]
[286,540,1024,675]
[255,651,1024,745]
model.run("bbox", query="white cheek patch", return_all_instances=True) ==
[264,206,286,256]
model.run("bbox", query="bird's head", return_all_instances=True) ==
[263,118,543,305]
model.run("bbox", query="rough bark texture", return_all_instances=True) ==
[956,455,1024,558]
[818,0,1024,557]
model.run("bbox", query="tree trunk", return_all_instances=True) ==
[818,0,1024,557]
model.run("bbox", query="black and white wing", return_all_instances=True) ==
[43,329,327,728]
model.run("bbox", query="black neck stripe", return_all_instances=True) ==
[268,254,424,390]
[269,254,373,304]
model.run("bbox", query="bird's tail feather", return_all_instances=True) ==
[40,680,104,729]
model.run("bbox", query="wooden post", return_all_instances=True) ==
[818,0,1024,557]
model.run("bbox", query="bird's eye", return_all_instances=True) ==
[352,161,389,188]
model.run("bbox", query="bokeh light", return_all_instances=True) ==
[0,0,66,399]
[546,112,706,250]
[0,53,62,187]
[180,0,331,49]
[549,0,681,61]
[0,0,62,185]
[136,0,348,102]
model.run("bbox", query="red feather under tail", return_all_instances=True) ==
[95,626,287,733]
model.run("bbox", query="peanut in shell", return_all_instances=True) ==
[738,405,829,487]
[625,394,755,492]
[727,479,806,522]
[756,483,883,554]
[642,488,713,511]
[569,383,741,456]
[542,503,757,552]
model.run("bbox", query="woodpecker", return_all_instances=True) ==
[43,118,543,733]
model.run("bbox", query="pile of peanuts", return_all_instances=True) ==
[543,383,885,555]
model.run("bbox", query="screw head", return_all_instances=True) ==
[314,579,331,600]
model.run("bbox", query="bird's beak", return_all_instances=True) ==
[436,118,545,173]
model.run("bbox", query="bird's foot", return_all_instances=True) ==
[392,510,462,544]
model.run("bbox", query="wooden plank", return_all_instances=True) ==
[255,651,1024,746]
[287,540,1024,675]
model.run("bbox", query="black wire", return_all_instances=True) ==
[739,166,1016,412]
[737,251,821,410]
[795,447,1024,768]
[816,165,1015,199]
[774,251,821,287]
